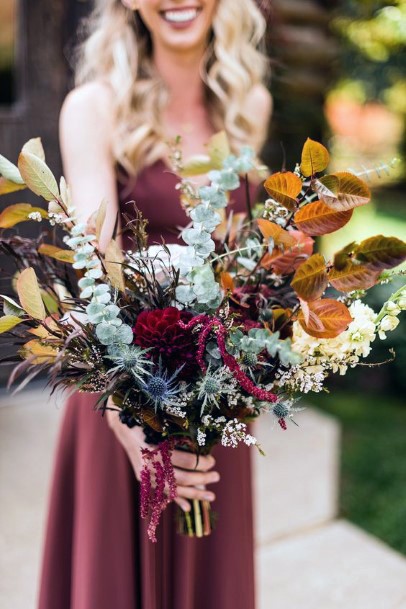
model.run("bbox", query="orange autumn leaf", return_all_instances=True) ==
[29,317,61,339]
[261,231,314,275]
[16,267,46,320]
[263,171,302,211]
[105,239,125,292]
[298,298,352,339]
[220,272,235,292]
[0,203,47,228]
[257,219,297,248]
[291,254,328,301]
[300,138,330,177]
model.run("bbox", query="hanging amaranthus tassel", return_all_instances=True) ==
[140,439,177,542]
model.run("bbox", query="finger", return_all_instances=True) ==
[174,497,191,512]
[174,469,220,487]
[171,451,216,472]
[177,486,216,502]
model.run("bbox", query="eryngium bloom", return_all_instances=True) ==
[138,359,185,411]
[106,344,153,382]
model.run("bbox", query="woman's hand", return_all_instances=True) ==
[106,400,220,512]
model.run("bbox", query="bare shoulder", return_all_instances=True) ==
[245,84,273,123]
[60,81,114,137]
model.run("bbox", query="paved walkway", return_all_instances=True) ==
[1,386,406,609]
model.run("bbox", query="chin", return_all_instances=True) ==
[160,29,210,53]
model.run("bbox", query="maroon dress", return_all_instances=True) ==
[38,161,256,609]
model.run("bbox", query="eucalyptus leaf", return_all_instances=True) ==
[175,285,195,304]
[96,323,117,345]
[113,324,134,345]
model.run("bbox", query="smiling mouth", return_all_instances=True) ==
[160,7,202,25]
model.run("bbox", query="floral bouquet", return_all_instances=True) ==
[0,135,405,541]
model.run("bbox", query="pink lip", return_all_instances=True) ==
[160,6,201,11]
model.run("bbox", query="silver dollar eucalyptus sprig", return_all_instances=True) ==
[175,147,255,308]
[64,225,133,348]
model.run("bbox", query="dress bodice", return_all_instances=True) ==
[117,159,258,246]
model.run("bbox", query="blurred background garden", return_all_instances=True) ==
[0,0,405,559]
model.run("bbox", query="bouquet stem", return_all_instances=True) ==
[177,499,214,538]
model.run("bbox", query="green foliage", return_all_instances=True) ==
[332,0,406,105]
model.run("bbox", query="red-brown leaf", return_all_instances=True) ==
[294,200,353,236]
[354,235,406,271]
[316,172,370,212]
[329,262,379,292]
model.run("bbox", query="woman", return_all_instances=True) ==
[38,1,272,608]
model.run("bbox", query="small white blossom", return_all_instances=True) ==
[28,211,42,222]
[164,404,187,418]
[398,296,406,310]
[48,211,70,226]
[197,429,206,447]
[221,419,258,448]
[378,314,400,340]
[386,301,401,316]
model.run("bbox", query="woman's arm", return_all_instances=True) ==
[59,83,219,511]
[59,82,119,251]
[245,83,273,153]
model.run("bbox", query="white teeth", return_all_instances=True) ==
[163,9,199,23]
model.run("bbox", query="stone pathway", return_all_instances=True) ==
[257,521,406,609]
[1,386,406,609]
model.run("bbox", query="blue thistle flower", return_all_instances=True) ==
[196,366,235,415]
[106,345,153,382]
[139,359,185,411]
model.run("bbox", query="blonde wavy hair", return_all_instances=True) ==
[75,0,269,175]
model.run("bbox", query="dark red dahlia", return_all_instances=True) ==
[133,307,197,376]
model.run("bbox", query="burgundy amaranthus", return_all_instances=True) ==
[179,315,279,404]
[140,439,177,542]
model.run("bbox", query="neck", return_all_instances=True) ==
[153,44,206,109]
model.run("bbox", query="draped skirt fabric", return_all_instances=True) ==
[38,394,256,609]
